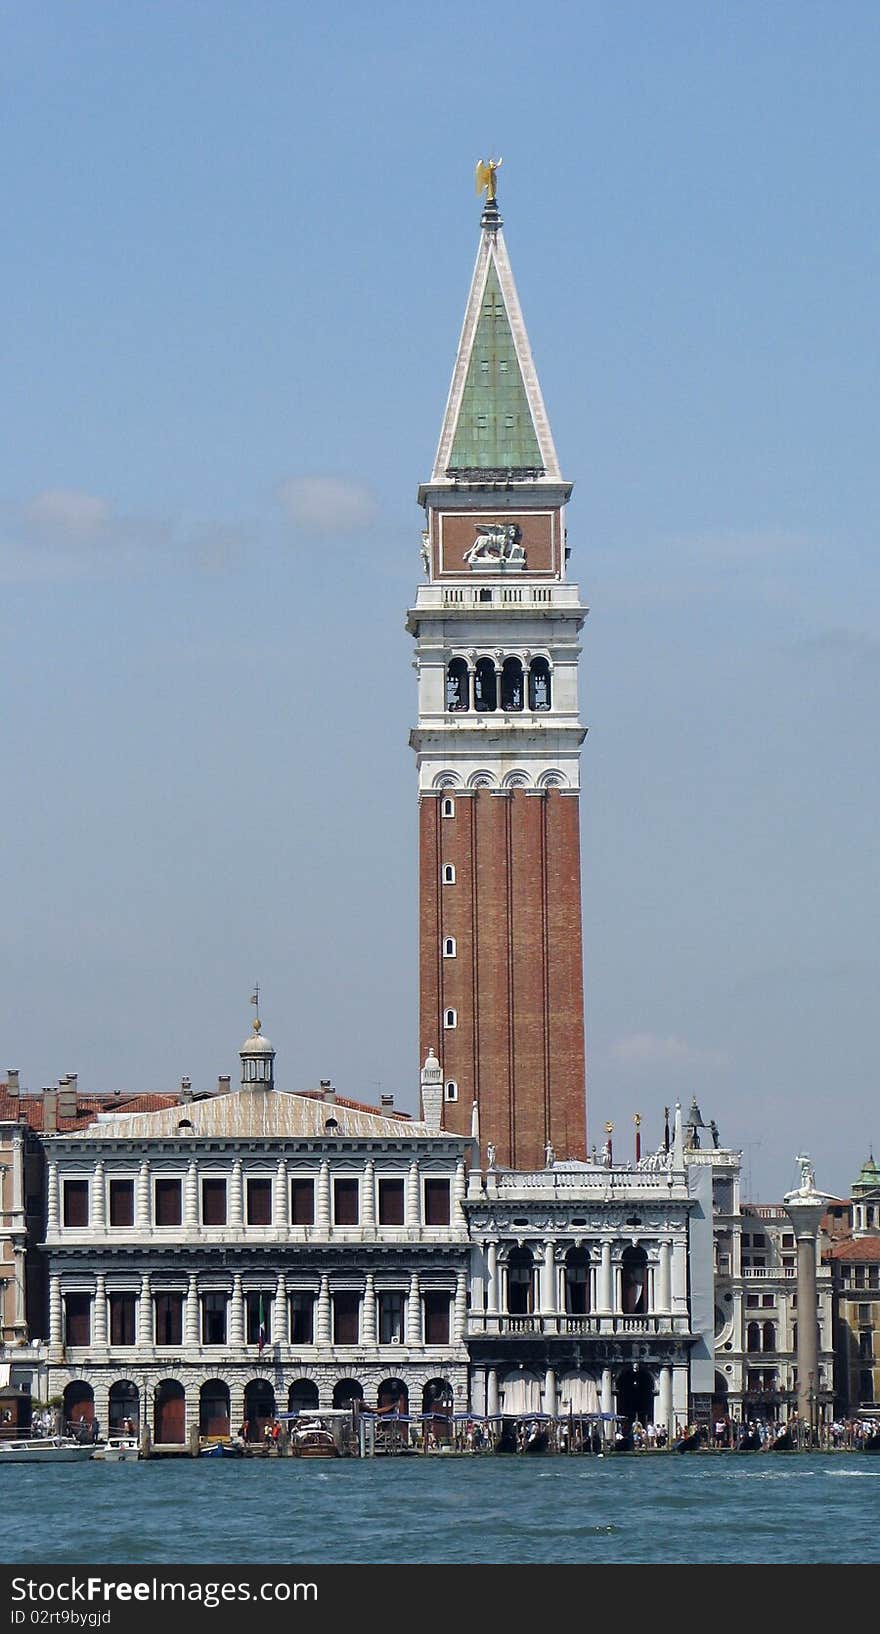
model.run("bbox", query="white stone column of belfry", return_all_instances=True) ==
[487,1368,499,1418]
[136,1160,150,1229]
[49,1273,63,1356]
[657,1241,672,1316]
[598,1242,612,1316]
[362,1273,377,1344]
[274,1160,289,1230]
[316,1275,331,1345]
[454,1270,468,1342]
[485,1242,499,1316]
[93,1272,108,1347]
[406,1161,421,1227]
[317,1162,331,1230]
[362,1161,375,1227]
[453,1158,467,1226]
[47,1162,60,1233]
[671,1235,689,1317]
[406,1272,422,1345]
[91,1161,106,1230]
[185,1272,200,1347]
[230,1274,244,1347]
[137,1272,153,1349]
[184,1160,198,1230]
[274,1273,289,1345]
[229,1160,243,1228]
[541,1240,557,1318]
[659,1365,673,1432]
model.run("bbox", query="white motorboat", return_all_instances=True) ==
[0,1436,94,1464]
[91,1436,140,1462]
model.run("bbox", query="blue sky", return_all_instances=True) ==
[2,2,878,1200]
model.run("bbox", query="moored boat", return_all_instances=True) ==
[0,1436,94,1464]
[91,1436,140,1462]
[289,1418,340,1458]
[769,1427,794,1452]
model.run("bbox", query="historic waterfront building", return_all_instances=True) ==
[41,1024,472,1445]
[408,171,587,1171]
[826,1154,880,1417]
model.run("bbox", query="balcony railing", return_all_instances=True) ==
[466,1312,688,1338]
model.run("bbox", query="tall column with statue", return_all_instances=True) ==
[783,1153,828,1444]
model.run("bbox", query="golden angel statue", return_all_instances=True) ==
[475,157,502,202]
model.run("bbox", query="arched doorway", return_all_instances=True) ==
[199,1379,230,1437]
[616,1364,655,1425]
[108,1380,139,1433]
[63,1381,94,1435]
[422,1378,453,1444]
[244,1378,276,1443]
[289,1380,319,1414]
[377,1378,408,1416]
[154,1379,186,1444]
[332,1379,363,1411]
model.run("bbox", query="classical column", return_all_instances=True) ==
[485,1241,499,1315]
[184,1161,198,1229]
[47,1163,60,1233]
[784,1158,828,1441]
[541,1240,557,1316]
[598,1242,612,1315]
[91,1161,106,1231]
[93,1273,107,1346]
[657,1240,672,1315]
[406,1161,421,1227]
[406,1272,422,1345]
[469,1244,485,1318]
[361,1161,375,1227]
[544,1367,558,1417]
[274,1273,289,1345]
[185,1273,200,1347]
[136,1160,151,1229]
[230,1274,245,1347]
[486,1367,499,1418]
[49,1274,63,1354]
[316,1275,331,1345]
[454,1269,468,1342]
[229,1160,243,1228]
[362,1273,377,1344]
[316,1163,331,1231]
[137,1272,153,1349]
[601,1368,613,1416]
[274,1160,289,1230]
[671,1235,689,1317]
[659,1365,673,1433]
[453,1157,467,1226]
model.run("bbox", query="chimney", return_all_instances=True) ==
[42,1090,59,1134]
[6,1069,20,1094]
[57,1078,77,1120]
[320,1080,336,1104]
[380,1094,394,1110]
[217,1076,231,1096]
[180,1077,193,1103]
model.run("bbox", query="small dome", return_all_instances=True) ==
[241,1022,274,1055]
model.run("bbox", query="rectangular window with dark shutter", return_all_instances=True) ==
[109,1179,134,1227]
[202,1178,227,1226]
[424,1179,451,1226]
[109,1293,137,1346]
[378,1179,404,1225]
[247,1178,273,1225]
[154,1293,184,1346]
[332,1291,360,1344]
[201,1292,228,1345]
[290,1292,315,1343]
[291,1179,315,1226]
[63,1181,89,1228]
[64,1292,91,1346]
[334,1179,359,1226]
[155,1179,182,1227]
[423,1292,450,1345]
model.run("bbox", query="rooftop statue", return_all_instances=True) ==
[475,157,502,202]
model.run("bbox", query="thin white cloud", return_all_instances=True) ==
[611,1032,728,1070]
[0,491,250,582]
[277,476,378,535]
[24,489,113,540]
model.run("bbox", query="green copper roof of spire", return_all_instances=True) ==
[447,260,543,474]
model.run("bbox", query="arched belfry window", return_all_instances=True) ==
[529,657,552,711]
[446,658,469,712]
[501,657,524,712]
[474,657,497,713]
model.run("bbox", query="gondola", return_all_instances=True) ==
[769,1426,794,1452]
[674,1427,704,1452]
[737,1428,762,1450]
[859,1429,880,1452]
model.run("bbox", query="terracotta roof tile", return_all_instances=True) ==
[0,1091,180,1132]
[827,1236,880,1263]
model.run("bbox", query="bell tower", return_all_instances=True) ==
[407,171,588,1169]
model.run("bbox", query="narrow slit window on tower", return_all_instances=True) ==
[442,798,455,818]
[443,937,456,958]
[444,1009,457,1029]
[442,864,455,884]
[445,1081,458,1102]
